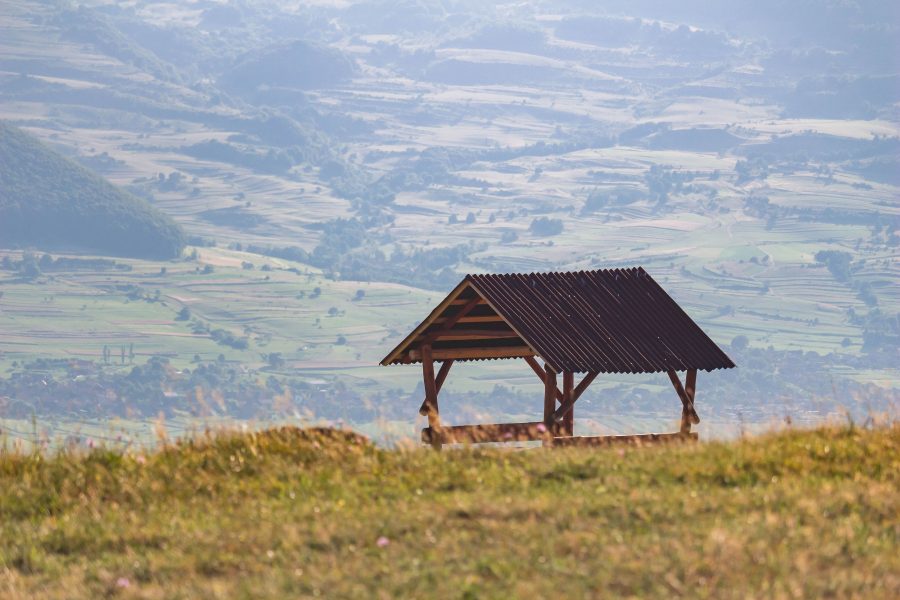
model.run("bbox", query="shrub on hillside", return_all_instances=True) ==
[529,216,563,236]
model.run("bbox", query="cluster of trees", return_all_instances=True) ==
[813,250,880,307]
[182,140,296,175]
[0,356,407,422]
[745,193,890,234]
[241,218,477,290]
[0,253,132,274]
[847,308,900,353]
[0,358,261,419]
[188,319,249,350]
[581,187,645,214]
[740,133,900,164]
[643,165,701,205]
[814,250,853,282]
[742,195,781,230]
[2,340,895,426]
[735,157,770,184]
[580,168,715,216]
[529,217,564,236]
[102,344,134,365]
[218,40,356,93]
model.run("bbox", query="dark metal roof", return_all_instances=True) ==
[380,268,735,374]
[465,268,734,373]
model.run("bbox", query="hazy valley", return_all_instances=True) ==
[1,0,898,445]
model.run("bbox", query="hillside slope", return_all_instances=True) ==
[0,122,185,260]
[1,424,897,598]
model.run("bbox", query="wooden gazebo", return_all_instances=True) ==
[381,268,735,448]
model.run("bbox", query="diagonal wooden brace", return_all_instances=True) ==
[667,368,700,433]
[418,359,454,415]
[551,371,599,422]
[524,356,564,403]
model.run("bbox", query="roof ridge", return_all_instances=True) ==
[468,267,644,278]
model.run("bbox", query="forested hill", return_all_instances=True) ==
[0,122,185,260]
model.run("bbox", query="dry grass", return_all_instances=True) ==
[1,423,898,599]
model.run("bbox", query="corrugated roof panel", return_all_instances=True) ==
[381,268,735,373]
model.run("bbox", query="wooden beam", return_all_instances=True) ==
[422,296,483,345]
[667,369,700,433]
[421,345,441,450]
[573,371,599,400]
[436,359,454,391]
[416,329,521,341]
[409,347,534,361]
[562,371,574,436]
[448,298,487,306]
[525,356,545,379]
[685,368,697,406]
[550,432,698,447]
[422,421,564,444]
[418,359,454,416]
[433,315,505,324]
[551,371,600,422]
[684,368,697,433]
[423,427,698,446]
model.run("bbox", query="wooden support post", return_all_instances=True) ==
[680,409,692,434]
[685,369,697,400]
[563,371,574,436]
[684,368,697,434]
[667,369,700,435]
[421,344,442,450]
[543,364,557,447]
[418,359,454,416]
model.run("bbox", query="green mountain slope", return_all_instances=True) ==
[0,122,185,260]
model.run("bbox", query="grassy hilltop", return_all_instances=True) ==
[1,424,897,599]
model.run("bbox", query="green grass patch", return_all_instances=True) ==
[1,424,897,598]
